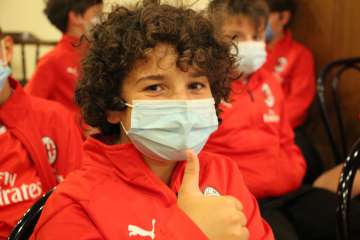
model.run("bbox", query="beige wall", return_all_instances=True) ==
[0,0,209,80]
[0,0,60,80]
[0,0,61,41]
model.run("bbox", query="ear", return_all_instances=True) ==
[68,10,84,27]
[279,11,292,27]
[3,36,14,63]
[106,110,123,124]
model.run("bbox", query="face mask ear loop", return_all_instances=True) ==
[124,102,134,108]
[120,121,129,135]
[119,102,134,135]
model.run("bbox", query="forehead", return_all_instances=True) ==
[135,44,179,75]
[124,43,205,84]
[221,14,258,36]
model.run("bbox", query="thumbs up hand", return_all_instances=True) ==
[177,150,249,240]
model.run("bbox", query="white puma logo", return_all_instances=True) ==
[128,219,156,239]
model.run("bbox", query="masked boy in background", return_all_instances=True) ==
[0,28,82,239]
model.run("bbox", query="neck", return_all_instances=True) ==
[65,27,84,38]
[0,78,12,106]
[268,30,285,50]
[143,156,178,185]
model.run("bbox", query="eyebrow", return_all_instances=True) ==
[190,71,207,78]
[135,74,165,84]
[136,71,207,84]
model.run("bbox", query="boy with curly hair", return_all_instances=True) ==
[30,2,274,240]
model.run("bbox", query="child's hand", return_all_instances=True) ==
[177,150,249,240]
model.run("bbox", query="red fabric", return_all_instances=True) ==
[0,128,42,239]
[0,79,83,239]
[25,35,83,114]
[204,69,306,199]
[31,137,274,240]
[263,31,316,128]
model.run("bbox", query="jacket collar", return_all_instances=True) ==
[83,137,187,203]
[230,67,268,95]
[57,34,89,57]
[267,30,293,55]
[58,34,81,50]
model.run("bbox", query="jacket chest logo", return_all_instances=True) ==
[41,136,57,165]
[203,186,221,197]
[128,219,156,239]
[261,83,275,108]
[261,83,280,123]
[275,57,288,74]
[274,57,288,83]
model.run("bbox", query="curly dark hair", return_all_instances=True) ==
[208,0,269,36]
[267,0,296,14]
[266,0,296,28]
[44,0,103,33]
[75,1,235,137]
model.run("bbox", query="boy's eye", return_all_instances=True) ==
[145,84,163,92]
[188,82,206,90]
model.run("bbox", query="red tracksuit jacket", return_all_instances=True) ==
[204,69,306,199]
[263,31,316,128]
[31,137,274,240]
[25,35,83,113]
[0,79,83,238]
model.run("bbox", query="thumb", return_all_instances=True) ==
[179,149,202,196]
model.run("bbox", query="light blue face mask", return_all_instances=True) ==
[0,62,11,92]
[0,39,11,91]
[121,98,219,161]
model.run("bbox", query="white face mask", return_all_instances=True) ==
[121,98,218,161]
[233,41,267,75]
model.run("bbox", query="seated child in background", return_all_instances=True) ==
[205,0,360,239]
[25,0,103,137]
[0,27,83,239]
[264,0,322,183]
[264,0,315,129]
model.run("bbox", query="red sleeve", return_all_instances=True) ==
[226,158,274,240]
[278,100,307,193]
[25,58,56,99]
[285,49,316,128]
[30,203,104,240]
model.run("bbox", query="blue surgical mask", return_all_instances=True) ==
[121,98,218,161]
[265,22,274,43]
[0,61,11,92]
[0,40,11,91]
